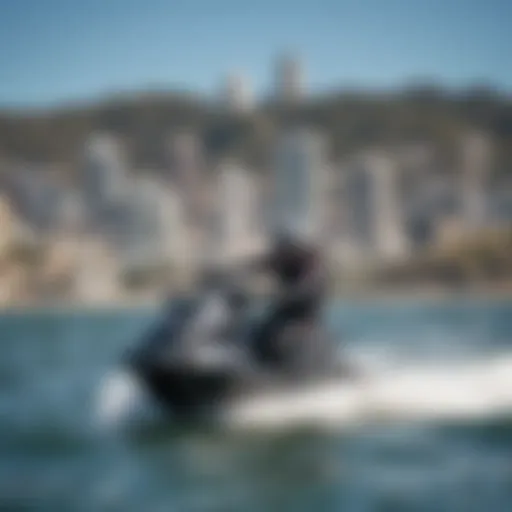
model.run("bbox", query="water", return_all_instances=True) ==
[1,300,512,511]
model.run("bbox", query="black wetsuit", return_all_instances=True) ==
[251,245,326,365]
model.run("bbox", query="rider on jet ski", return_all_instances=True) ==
[246,228,327,367]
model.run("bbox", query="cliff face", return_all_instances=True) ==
[0,87,511,175]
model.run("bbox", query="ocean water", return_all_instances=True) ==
[1,299,512,511]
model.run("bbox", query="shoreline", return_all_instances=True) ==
[1,288,512,314]
[332,287,512,303]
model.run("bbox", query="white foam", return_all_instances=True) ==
[94,370,153,429]
[224,354,512,431]
[93,354,512,433]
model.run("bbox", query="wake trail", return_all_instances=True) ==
[225,353,512,430]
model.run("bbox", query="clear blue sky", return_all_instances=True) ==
[1,0,511,108]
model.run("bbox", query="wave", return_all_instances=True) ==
[94,353,512,432]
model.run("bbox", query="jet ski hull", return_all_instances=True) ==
[130,348,350,422]
[134,361,237,418]
[125,292,347,422]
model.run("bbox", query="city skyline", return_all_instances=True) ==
[0,119,508,304]
[1,0,511,108]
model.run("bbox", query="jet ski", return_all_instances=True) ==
[124,274,353,423]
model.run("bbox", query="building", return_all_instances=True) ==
[404,174,460,250]
[210,161,265,264]
[109,177,191,272]
[365,152,410,261]
[460,131,492,230]
[0,195,33,304]
[341,152,409,263]
[48,189,87,236]
[0,195,16,260]
[73,236,121,303]
[2,165,66,234]
[338,162,375,261]
[487,181,512,224]
[0,193,39,257]
[37,234,79,299]
[432,215,469,250]
[366,152,410,261]
[275,54,304,103]
[167,131,207,227]
[271,128,329,243]
[222,72,253,112]
[82,132,129,221]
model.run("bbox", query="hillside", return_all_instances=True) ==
[0,85,511,174]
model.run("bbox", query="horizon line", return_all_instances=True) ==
[1,79,510,116]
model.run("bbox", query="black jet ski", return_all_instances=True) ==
[124,277,351,422]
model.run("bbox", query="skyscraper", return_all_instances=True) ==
[271,128,328,242]
[365,152,409,261]
[275,54,304,103]
[223,72,253,112]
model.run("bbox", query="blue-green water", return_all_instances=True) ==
[1,300,512,511]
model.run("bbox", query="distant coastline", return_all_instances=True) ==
[1,286,511,314]
[333,286,512,304]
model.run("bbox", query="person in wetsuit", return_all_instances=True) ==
[248,229,327,367]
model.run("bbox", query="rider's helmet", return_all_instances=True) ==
[271,223,314,256]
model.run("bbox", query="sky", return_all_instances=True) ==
[0,0,511,108]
